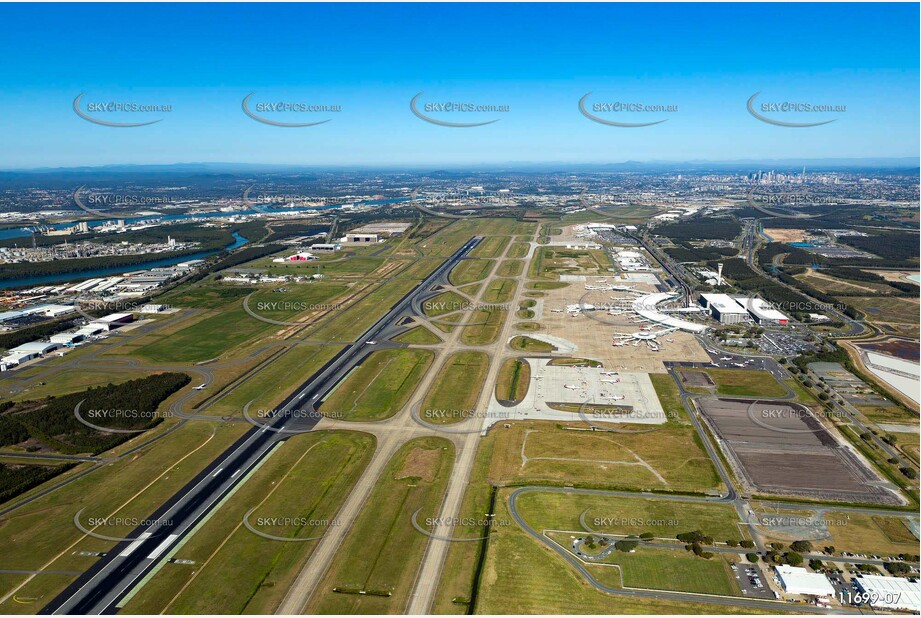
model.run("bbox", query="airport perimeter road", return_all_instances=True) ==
[40,237,481,615]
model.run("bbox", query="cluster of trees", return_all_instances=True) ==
[665,242,738,264]
[0,462,76,504]
[211,243,285,272]
[0,372,189,454]
[654,218,742,241]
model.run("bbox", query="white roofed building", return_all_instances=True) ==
[775,565,835,597]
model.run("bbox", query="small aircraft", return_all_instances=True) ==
[194,384,207,390]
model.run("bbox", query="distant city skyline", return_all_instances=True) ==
[0,3,918,168]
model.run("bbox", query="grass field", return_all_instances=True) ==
[704,369,788,397]
[515,489,745,541]
[846,296,920,337]
[485,421,722,493]
[470,236,510,259]
[856,404,919,424]
[123,431,376,614]
[320,349,433,421]
[506,242,530,259]
[496,260,524,277]
[784,379,820,405]
[576,544,739,596]
[135,282,348,363]
[459,308,506,346]
[474,489,766,614]
[448,259,494,286]
[509,336,556,352]
[495,358,530,403]
[0,421,250,613]
[393,326,442,344]
[755,507,919,557]
[208,344,342,417]
[649,373,689,424]
[481,278,517,304]
[420,351,489,424]
[306,436,454,614]
[527,281,569,290]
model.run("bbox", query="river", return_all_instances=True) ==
[0,231,248,290]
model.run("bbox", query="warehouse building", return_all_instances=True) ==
[775,565,835,597]
[9,341,62,357]
[734,297,789,325]
[345,233,379,243]
[853,574,921,613]
[89,312,134,331]
[698,293,750,325]
[50,332,85,345]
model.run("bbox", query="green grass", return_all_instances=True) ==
[420,351,489,424]
[122,431,376,615]
[495,358,530,403]
[393,326,442,345]
[320,349,434,421]
[448,259,494,285]
[482,278,517,304]
[527,281,569,290]
[586,546,739,596]
[306,437,454,613]
[509,336,556,352]
[0,422,250,612]
[704,369,787,398]
[496,260,524,277]
[650,373,689,423]
[470,236,511,259]
[506,242,530,259]
[515,490,745,540]
[784,379,820,405]
[460,309,506,346]
[475,489,771,615]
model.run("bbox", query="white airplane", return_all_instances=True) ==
[603,394,625,401]
[601,378,620,383]
[550,309,564,313]
[365,341,377,345]
[564,384,580,390]
[720,356,732,361]
[710,362,719,367]
[733,362,745,367]
[600,370,619,376]
[194,384,207,390]
[612,341,626,347]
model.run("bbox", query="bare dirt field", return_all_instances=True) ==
[763,229,807,243]
[696,397,901,505]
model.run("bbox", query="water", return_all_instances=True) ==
[908,274,920,283]
[0,197,407,241]
[0,232,248,290]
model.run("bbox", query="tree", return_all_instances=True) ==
[770,542,785,551]
[901,467,918,479]
[824,546,836,555]
[809,559,824,570]
[740,540,755,549]
[786,551,804,566]
[639,532,654,540]
[614,539,639,552]
[726,539,739,548]
[790,540,813,553]
[746,553,760,563]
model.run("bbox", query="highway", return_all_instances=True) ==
[40,236,481,615]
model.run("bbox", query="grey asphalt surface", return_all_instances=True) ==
[39,237,481,615]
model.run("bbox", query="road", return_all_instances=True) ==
[40,237,481,615]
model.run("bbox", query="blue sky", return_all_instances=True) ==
[0,3,917,168]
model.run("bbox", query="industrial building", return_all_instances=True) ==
[272,252,316,263]
[853,574,921,613]
[309,243,341,252]
[699,293,750,325]
[89,313,134,331]
[735,297,789,325]
[345,233,379,243]
[49,332,85,345]
[774,565,835,597]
